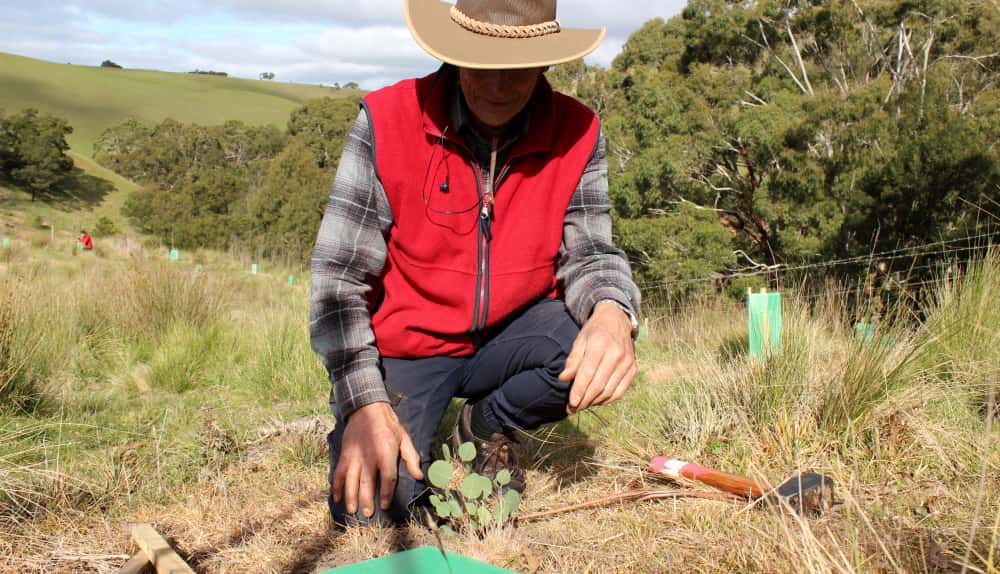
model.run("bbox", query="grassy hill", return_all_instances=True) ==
[0,51,361,231]
[0,52,359,158]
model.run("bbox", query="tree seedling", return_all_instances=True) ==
[426,442,521,533]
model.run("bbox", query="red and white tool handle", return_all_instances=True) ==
[649,456,767,499]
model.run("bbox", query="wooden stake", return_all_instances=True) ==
[762,309,771,352]
[130,524,195,574]
[117,552,153,574]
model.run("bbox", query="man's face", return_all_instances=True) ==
[458,67,545,129]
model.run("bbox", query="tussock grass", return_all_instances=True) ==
[0,240,328,533]
[113,261,227,341]
[1,235,997,573]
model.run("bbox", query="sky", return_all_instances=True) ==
[0,0,686,89]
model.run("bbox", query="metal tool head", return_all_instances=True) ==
[767,472,835,515]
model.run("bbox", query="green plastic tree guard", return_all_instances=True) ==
[2,238,10,248]
[169,249,180,261]
[320,546,519,574]
[854,321,896,347]
[288,275,295,286]
[748,290,782,357]
[854,322,875,345]
[251,263,258,274]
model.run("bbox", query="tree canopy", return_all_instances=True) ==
[101,97,361,262]
[0,109,74,201]
[547,0,999,294]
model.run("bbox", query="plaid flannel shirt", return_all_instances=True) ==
[310,90,640,419]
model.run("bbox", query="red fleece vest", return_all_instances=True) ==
[364,69,599,358]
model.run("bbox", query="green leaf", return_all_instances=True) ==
[433,499,451,518]
[458,442,477,462]
[448,497,463,518]
[477,505,493,526]
[478,475,495,497]
[427,460,454,489]
[461,474,486,500]
[466,502,478,516]
[441,443,451,460]
[429,494,445,506]
[501,490,521,520]
[495,469,511,487]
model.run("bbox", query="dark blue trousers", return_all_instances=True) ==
[327,298,579,526]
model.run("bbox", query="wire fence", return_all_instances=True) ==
[639,230,998,291]
[637,229,998,316]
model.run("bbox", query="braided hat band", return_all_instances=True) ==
[404,0,605,70]
[450,4,560,38]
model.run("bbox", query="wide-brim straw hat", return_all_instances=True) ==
[404,0,606,69]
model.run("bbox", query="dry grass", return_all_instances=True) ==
[0,234,997,573]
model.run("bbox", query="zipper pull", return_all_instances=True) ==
[482,139,498,223]
[480,191,493,220]
[480,194,493,241]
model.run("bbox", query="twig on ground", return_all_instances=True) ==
[516,488,740,522]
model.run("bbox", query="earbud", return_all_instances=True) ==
[439,181,449,192]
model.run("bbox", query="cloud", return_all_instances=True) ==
[0,0,687,89]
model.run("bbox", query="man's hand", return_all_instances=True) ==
[559,301,637,414]
[331,402,424,517]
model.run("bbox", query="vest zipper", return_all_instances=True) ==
[446,134,515,341]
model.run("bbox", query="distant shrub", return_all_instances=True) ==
[93,216,119,237]
[188,70,228,77]
[31,215,46,230]
[140,236,161,251]
[100,60,123,69]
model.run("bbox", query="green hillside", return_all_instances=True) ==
[0,52,359,157]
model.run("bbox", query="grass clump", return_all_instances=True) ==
[115,261,226,341]
[0,276,64,413]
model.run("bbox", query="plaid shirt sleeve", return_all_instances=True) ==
[310,109,393,419]
[558,132,642,324]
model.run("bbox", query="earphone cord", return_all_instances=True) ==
[420,126,481,216]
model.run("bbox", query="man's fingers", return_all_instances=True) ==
[592,343,624,396]
[595,360,631,406]
[577,352,617,411]
[568,350,601,412]
[359,466,377,517]
[343,461,362,515]
[559,336,586,382]
[593,367,625,406]
[399,433,424,481]
[608,363,638,403]
[378,455,398,511]
[331,463,347,504]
